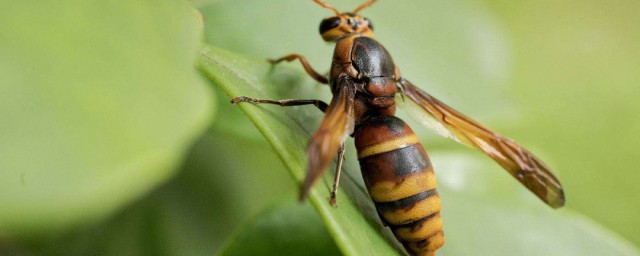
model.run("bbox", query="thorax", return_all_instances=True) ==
[330,34,399,125]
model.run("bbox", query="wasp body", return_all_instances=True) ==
[232,1,564,255]
[331,29,445,254]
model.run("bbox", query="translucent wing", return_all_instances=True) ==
[300,78,356,200]
[398,78,565,208]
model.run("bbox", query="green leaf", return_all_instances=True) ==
[217,202,341,256]
[3,134,297,256]
[0,1,213,236]
[198,45,640,256]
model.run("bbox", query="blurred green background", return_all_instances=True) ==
[1,0,639,255]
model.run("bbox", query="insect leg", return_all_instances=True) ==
[329,143,346,206]
[269,54,329,84]
[231,96,328,112]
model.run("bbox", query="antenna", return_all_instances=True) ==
[353,0,377,14]
[313,0,340,15]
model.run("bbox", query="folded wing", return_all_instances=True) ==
[398,78,564,208]
[300,78,356,200]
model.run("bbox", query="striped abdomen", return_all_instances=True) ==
[354,116,444,256]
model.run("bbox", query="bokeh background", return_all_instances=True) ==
[1,0,639,255]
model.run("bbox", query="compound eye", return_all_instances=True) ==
[319,17,342,34]
[364,17,374,31]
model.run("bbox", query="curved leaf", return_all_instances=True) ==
[0,134,297,256]
[217,202,341,256]
[0,1,213,236]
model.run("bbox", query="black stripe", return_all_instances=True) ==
[391,212,439,230]
[375,189,437,212]
[406,231,443,250]
[366,115,406,135]
[359,144,431,177]
[390,145,430,176]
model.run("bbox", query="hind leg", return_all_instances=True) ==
[231,96,328,112]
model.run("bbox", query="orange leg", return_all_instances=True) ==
[329,143,346,206]
[270,54,329,84]
[231,96,328,112]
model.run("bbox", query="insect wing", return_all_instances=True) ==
[398,79,565,208]
[301,79,356,200]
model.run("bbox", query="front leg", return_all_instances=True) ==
[270,54,329,85]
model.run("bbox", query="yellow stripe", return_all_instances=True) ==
[358,134,420,159]
[370,169,437,202]
[381,194,441,225]
[394,213,443,241]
